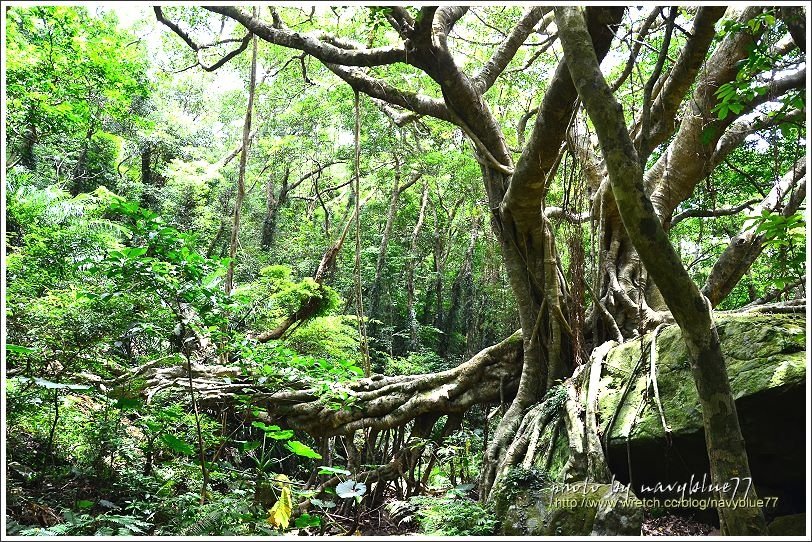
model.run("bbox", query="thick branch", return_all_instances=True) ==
[324,64,452,122]
[473,7,549,94]
[145,331,523,437]
[154,7,251,72]
[204,6,407,67]
[637,7,727,151]
[545,206,590,224]
[507,7,623,224]
[558,8,767,533]
[711,108,805,169]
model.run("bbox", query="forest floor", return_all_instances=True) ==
[641,511,716,536]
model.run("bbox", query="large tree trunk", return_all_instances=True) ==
[556,6,767,533]
[479,8,623,498]
[586,6,804,342]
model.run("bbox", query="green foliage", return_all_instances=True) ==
[745,210,805,289]
[4,5,805,537]
[500,465,550,494]
[5,6,151,190]
[19,511,153,536]
[410,494,497,536]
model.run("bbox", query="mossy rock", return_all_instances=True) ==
[494,478,643,536]
[596,313,805,446]
[767,513,806,536]
[594,312,806,517]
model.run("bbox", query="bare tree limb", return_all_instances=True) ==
[203,6,408,67]
[473,7,549,94]
[670,199,760,228]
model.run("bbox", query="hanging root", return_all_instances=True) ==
[488,338,618,494]
[648,324,671,443]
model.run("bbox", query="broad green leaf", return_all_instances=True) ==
[285,440,322,459]
[310,498,336,509]
[295,513,321,528]
[6,344,36,355]
[318,466,351,476]
[252,421,280,432]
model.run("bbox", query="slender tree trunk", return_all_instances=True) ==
[21,108,37,170]
[141,144,152,186]
[368,160,402,324]
[405,183,429,352]
[440,217,479,358]
[225,23,258,295]
[261,167,289,250]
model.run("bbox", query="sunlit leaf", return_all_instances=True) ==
[285,440,322,459]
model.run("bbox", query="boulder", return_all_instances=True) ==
[490,311,806,534]
[492,470,643,536]
[767,513,806,536]
[596,312,806,520]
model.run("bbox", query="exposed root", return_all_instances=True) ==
[139,331,523,437]
[648,324,671,443]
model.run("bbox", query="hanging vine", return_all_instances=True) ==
[353,90,371,376]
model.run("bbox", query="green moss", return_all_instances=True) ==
[595,313,806,446]
[498,483,643,536]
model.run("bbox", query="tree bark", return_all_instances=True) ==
[144,330,523,437]
[260,167,289,249]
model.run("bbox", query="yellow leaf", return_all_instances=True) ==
[267,484,293,529]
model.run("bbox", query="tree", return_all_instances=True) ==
[7,5,803,536]
[154,0,805,497]
[5,6,151,193]
[554,6,770,533]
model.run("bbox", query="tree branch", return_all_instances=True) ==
[702,160,806,307]
[203,6,407,67]
[323,63,452,122]
[670,199,760,228]
[507,7,623,223]
[609,7,660,92]
[778,6,806,52]
[636,7,727,150]
[472,7,549,94]
[154,7,252,72]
